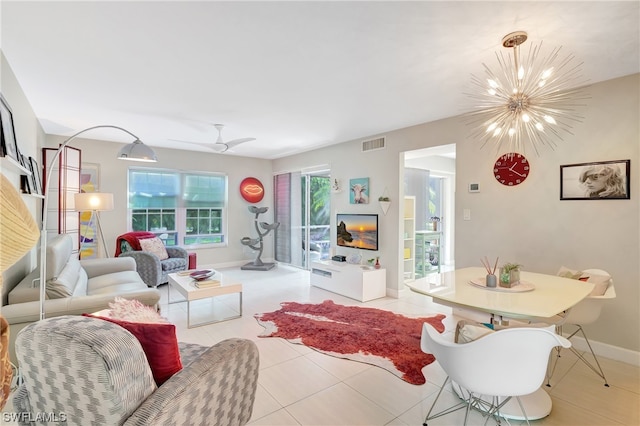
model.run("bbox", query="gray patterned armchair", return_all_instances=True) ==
[13,316,260,425]
[115,232,189,288]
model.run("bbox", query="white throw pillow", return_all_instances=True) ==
[139,237,169,260]
[557,266,610,296]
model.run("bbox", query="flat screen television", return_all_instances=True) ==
[336,213,378,251]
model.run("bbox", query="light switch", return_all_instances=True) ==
[463,209,471,221]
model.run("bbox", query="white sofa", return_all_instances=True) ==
[2,234,160,365]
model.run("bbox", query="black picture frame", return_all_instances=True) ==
[560,159,630,200]
[29,156,42,195]
[0,93,20,163]
[20,174,32,194]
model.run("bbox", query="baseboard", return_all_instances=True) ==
[563,333,640,367]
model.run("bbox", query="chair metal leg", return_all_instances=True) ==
[423,376,469,425]
[545,345,562,387]
[568,325,610,386]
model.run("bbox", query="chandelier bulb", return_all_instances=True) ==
[522,114,530,123]
[535,123,544,131]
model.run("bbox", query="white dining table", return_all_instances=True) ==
[406,266,594,321]
[406,266,594,421]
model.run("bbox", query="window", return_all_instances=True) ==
[128,168,227,247]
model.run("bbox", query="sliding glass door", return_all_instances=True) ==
[274,170,330,269]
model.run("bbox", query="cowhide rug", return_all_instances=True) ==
[255,300,445,385]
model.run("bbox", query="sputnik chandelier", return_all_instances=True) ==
[465,31,589,155]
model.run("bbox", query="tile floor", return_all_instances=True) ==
[5,264,639,425]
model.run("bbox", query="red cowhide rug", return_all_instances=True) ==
[255,300,446,385]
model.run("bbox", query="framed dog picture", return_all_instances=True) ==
[560,159,630,200]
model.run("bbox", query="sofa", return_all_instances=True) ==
[13,315,259,425]
[1,234,160,365]
[115,231,189,287]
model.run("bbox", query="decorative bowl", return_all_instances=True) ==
[190,269,215,281]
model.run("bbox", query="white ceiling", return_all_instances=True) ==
[2,1,638,159]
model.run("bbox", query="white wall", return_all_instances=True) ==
[275,74,640,353]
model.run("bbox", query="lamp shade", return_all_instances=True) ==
[74,192,114,212]
[117,139,158,162]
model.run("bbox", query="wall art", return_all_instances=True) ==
[349,177,369,204]
[560,159,630,200]
[79,163,100,258]
[0,93,20,163]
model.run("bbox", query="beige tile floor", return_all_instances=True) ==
[5,264,639,425]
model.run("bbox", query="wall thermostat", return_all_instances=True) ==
[468,183,480,193]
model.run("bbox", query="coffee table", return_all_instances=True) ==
[167,271,242,328]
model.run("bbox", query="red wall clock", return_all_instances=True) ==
[240,177,264,203]
[493,153,530,186]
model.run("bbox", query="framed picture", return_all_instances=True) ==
[0,93,20,163]
[560,159,630,200]
[20,174,31,194]
[28,156,42,195]
[349,177,369,204]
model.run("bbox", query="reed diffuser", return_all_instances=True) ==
[481,256,499,288]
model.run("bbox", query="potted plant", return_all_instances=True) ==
[378,196,391,215]
[500,263,522,287]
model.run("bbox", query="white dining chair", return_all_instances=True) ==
[546,268,616,387]
[420,323,570,426]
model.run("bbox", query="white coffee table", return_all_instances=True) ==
[167,271,242,328]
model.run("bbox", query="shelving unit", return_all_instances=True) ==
[403,196,416,282]
[415,230,441,278]
[1,156,42,198]
[2,155,31,175]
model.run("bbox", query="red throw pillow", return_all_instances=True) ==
[83,314,182,385]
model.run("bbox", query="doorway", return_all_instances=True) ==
[403,144,456,272]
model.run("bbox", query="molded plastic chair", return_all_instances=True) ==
[547,268,616,387]
[421,323,570,425]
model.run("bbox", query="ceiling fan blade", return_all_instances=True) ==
[226,137,256,148]
[168,138,228,152]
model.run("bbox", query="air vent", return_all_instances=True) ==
[361,137,385,152]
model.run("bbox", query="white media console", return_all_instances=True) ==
[310,260,386,302]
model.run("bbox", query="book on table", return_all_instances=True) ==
[195,279,221,288]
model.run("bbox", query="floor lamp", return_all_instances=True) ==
[39,125,158,321]
[74,192,114,259]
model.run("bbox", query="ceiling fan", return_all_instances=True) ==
[175,124,256,153]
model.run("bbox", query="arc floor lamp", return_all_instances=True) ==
[38,125,158,321]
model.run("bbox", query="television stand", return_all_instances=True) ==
[309,260,386,302]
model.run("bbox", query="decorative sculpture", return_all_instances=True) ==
[241,206,280,271]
